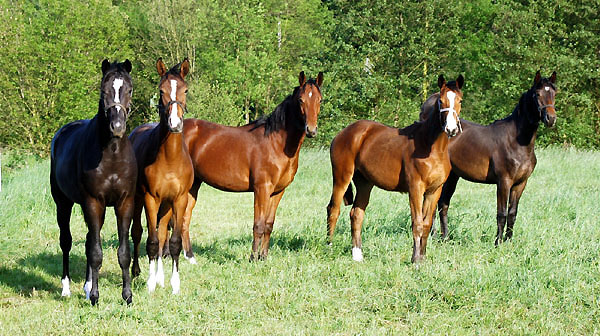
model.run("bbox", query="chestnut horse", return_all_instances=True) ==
[130,58,194,294]
[327,75,464,263]
[181,71,323,261]
[427,71,557,244]
[50,60,136,305]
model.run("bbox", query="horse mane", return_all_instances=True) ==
[166,61,184,77]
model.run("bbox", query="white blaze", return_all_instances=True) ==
[169,79,181,127]
[445,91,458,132]
[171,263,180,295]
[112,78,124,112]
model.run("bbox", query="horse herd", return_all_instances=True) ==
[49,58,557,305]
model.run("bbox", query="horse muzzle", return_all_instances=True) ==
[543,113,557,128]
[110,120,126,138]
[305,125,317,138]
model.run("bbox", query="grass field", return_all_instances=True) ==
[1,147,599,335]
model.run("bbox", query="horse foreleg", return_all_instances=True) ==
[506,180,528,241]
[55,199,73,297]
[156,206,173,288]
[143,194,160,292]
[131,196,144,278]
[349,174,373,262]
[250,185,272,261]
[409,184,426,263]
[169,195,187,294]
[260,189,285,259]
[82,198,106,305]
[114,196,134,304]
[495,179,511,245]
[182,181,201,264]
[436,171,459,239]
[421,188,443,257]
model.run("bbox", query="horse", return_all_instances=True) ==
[129,58,194,294]
[427,70,557,244]
[181,71,323,261]
[326,74,464,263]
[50,59,136,305]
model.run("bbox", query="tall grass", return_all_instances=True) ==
[0,147,599,335]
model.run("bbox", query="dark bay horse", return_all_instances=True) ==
[327,75,464,263]
[426,71,557,244]
[182,71,323,261]
[130,58,194,294]
[50,59,136,305]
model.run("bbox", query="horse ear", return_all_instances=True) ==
[549,71,557,84]
[101,59,110,75]
[180,58,190,79]
[123,59,132,73]
[156,58,167,76]
[456,74,464,90]
[299,71,306,86]
[437,75,446,89]
[534,70,541,85]
[316,72,324,87]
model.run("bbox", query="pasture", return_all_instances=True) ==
[0,147,599,335]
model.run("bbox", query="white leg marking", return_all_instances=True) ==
[184,253,197,265]
[83,280,92,299]
[61,276,71,297]
[147,259,157,292]
[156,257,165,288]
[171,263,180,295]
[352,247,364,262]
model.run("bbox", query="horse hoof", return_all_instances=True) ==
[188,257,197,265]
[122,289,132,304]
[90,294,99,306]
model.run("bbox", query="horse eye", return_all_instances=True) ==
[185,89,188,94]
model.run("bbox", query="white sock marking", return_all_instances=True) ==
[61,276,71,297]
[184,253,197,265]
[147,259,157,292]
[171,263,180,295]
[352,247,364,262]
[157,257,165,287]
[83,280,92,299]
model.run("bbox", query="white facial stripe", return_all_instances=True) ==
[444,91,458,131]
[309,91,313,98]
[113,78,123,103]
[170,79,177,100]
[446,91,456,111]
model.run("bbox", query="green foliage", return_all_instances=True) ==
[0,0,598,153]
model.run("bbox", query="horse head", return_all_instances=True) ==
[157,58,190,133]
[531,70,557,127]
[437,74,464,137]
[100,59,133,138]
[296,71,323,138]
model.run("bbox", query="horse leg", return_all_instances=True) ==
[495,179,511,245]
[250,184,272,261]
[260,189,285,259]
[82,198,105,305]
[169,195,187,294]
[409,183,426,263]
[131,195,144,278]
[420,187,444,257]
[182,181,201,264]
[349,173,373,262]
[143,194,160,292]
[436,171,459,240]
[327,159,355,244]
[114,196,134,304]
[51,184,74,297]
[156,205,173,288]
[506,180,528,241]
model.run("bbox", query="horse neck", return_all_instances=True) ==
[512,91,540,147]
[158,113,185,159]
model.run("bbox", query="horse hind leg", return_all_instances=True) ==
[131,196,144,278]
[506,180,528,241]
[115,196,134,304]
[169,195,188,294]
[436,171,459,239]
[82,199,105,305]
[495,179,511,246]
[54,197,74,296]
[182,181,201,264]
[349,173,373,262]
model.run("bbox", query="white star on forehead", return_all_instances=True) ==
[545,86,550,91]
[309,92,312,98]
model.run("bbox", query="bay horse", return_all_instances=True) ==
[50,59,136,305]
[130,58,194,294]
[327,74,464,263]
[427,71,557,244]
[181,71,323,261]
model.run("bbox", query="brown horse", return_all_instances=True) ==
[327,74,464,263]
[181,71,323,261]
[428,71,557,244]
[129,58,194,294]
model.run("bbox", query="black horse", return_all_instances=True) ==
[50,59,137,305]
[421,71,557,244]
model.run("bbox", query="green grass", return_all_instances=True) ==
[1,147,599,335]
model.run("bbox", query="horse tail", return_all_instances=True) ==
[343,182,354,206]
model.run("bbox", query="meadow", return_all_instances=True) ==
[0,147,599,335]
